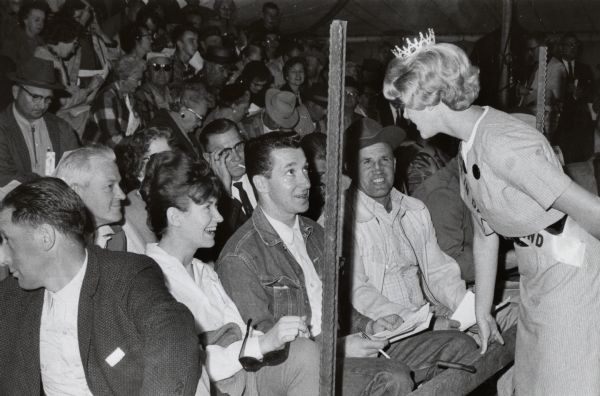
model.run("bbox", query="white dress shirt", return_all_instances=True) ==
[40,252,92,396]
[263,212,323,336]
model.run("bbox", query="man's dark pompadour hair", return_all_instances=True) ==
[245,131,301,183]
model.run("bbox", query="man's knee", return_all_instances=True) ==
[438,330,478,361]
[341,358,413,396]
[287,338,320,370]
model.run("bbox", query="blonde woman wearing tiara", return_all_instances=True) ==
[383,32,600,396]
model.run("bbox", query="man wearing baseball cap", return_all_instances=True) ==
[342,118,477,386]
[0,57,80,187]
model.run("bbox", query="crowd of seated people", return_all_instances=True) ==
[0,0,597,394]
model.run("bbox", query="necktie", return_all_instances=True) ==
[395,107,402,127]
[567,61,574,79]
[233,182,253,216]
[31,124,38,166]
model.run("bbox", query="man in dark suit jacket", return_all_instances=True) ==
[0,57,80,187]
[0,178,201,395]
[556,33,596,163]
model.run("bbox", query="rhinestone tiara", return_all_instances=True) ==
[391,28,436,59]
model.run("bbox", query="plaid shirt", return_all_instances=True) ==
[85,82,139,147]
[133,83,172,126]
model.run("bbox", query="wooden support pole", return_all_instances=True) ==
[536,46,549,133]
[408,326,517,396]
[498,0,513,108]
[320,19,347,396]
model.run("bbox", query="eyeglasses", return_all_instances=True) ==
[151,63,172,72]
[211,141,245,160]
[238,319,290,372]
[19,85,53,105]
[182,107,204,123]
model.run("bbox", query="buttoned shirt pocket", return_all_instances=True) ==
[261,275,304,321]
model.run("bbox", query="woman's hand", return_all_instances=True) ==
[476,313,504,354]
[258,316,308,354]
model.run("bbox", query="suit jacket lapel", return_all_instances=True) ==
[17,291,44,394]
[5,108,33,174]
[44,115,62,157]
[78,249,100,370]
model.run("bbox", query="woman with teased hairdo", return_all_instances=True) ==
[383,36,600,395]
[141,151,319,396]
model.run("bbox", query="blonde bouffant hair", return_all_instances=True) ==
[383,43,480,111]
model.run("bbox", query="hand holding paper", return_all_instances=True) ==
[450,291,511,331]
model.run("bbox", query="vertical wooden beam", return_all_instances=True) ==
[536,46,548,133]
[499,0,513,108]
[320,19,347,396]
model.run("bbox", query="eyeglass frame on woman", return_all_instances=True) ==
[19,85,54,105]
[238,318,290,372]
[182,107,204,123]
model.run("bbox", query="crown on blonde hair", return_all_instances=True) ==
[391,28,436,59]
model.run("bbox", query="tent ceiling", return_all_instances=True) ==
[236,0,600,37]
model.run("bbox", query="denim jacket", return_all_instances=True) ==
[216,206,323,333]
[217,206,371,335]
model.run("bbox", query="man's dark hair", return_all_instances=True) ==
[283,56,306,78]
[263,2,279,13]
[199,118,241,151]
[119,23,148,54]
[18,1,50,24]
[245,131,300,182]
[2,178,91,243]
[171,24,197,44]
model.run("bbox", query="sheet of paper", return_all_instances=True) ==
[369,304,431,341]
[388,312,433,343]
[450,291,511,331]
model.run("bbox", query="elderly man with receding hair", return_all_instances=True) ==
[83,57,146,147]
[54,145,145,253]
[0,177,201,395]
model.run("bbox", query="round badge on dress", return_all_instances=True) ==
[472,164,480,179]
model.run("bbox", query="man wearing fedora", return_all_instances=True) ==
[241,88,314,139]
[0,57,80,187]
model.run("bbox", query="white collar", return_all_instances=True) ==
[231,173,250,189]
[47,250,88,299]
[263,210,300,245]
[461,106,489,159]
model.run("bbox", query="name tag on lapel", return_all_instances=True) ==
[105,347,125,367]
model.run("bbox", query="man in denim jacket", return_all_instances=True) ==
[217,131,476,395]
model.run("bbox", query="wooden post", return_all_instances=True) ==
[536,46,548,133]
[498,0,513,108]
[320,19,347,396]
